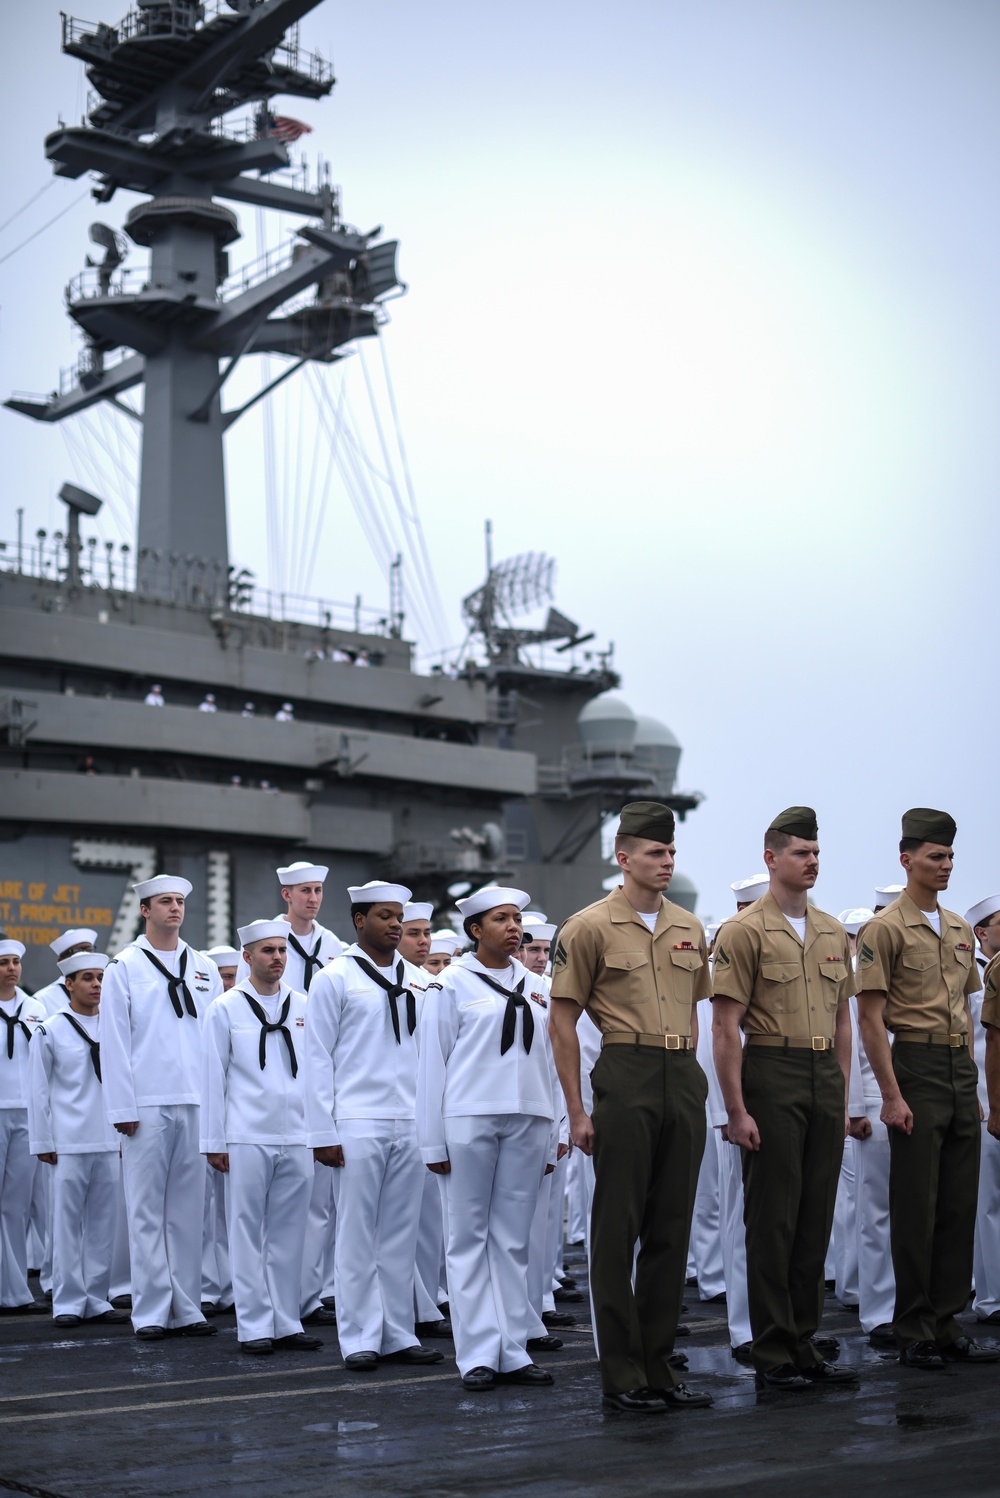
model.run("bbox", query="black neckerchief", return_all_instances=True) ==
[242,991,298,1077]
[350,955,415,1044]
[138,945,197,1018]
[472,969,533,1055]
[287,931,323,992]
[0,1004,31,1061]
[62,1011,101,1082]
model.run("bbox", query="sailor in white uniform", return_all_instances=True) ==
[398,902,434,969]
[100,874,222,1339]
[33,929,100,1017]
[206,946,241,992]
[417,885,558,1391]
[0,939,47,1312]
[200,949,240,1315]
[201,921,319,1355]
[27,953,126,1327]
[966,895,1000,1325]
[424,930,461,979]
[306,881,441,1369]
[236,861,345,1326]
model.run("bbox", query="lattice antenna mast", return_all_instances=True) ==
[5,0,405,592]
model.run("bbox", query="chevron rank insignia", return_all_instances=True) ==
[552,939,568,970]
[714,947,730,969]
[859,941,875,967]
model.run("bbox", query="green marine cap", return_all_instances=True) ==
[618,801,676,844]
[901,808,956,847]
[767,806,818,840]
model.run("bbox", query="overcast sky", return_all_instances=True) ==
[2,1,998,926]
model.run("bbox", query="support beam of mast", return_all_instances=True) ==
[5,354,145,422]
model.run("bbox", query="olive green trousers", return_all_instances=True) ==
[590,1046,707,1394]
[741,1048,845,1373]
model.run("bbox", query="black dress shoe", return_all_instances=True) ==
[811,1334,840,1356]
[801,1360,859,1384]
[135,1325,166,1341]
[899,1341,945,1369]
[241,1338,274,1355]
[201,1301,218,1318]
[668,1351,688,1370]
[179,1320,218,1337]
[553,1286,584,1303]
[526,1334,563,1351]
[110,1294,132,1310]
[497,1363,553,1385]
[731,1342,755,1366]
[542,1310,576,1328]
[414,1319,452,1338]
[214,1303,236,1315]
[557,1275,578,1290]
[756,1363,815,1390]
[273,1333,323,1351]
[653,1382,713,1409]
[940,1336,1000,1363]
[1,1301,49,1316]
[462,1366,495,1389]
[868,1323,896,1347]
[344,1351,379,1369]
[977,1309,1000,1325]
[675,1323,691,1337]
[603,1387,668,1413]
[381,1345,444,1365]
[86,1309,130,1324]
[302,1306,338,1325]
[53,1313,82,1326]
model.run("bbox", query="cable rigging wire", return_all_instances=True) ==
[0,180,56,238]
[0,190,90,269]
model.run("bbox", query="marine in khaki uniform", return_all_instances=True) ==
[712,806,858,1389]
[982,951,1000,1137]
[858,808,997,1368]
[549,801,713,1414]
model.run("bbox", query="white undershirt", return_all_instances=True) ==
[637,912,658,933]
[785,915,807,942]
[921,909,941,936]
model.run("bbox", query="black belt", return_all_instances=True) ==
[473,970,534,1055]
[62,1011,101,1081]
[243,992,298,1076]
[350,955,415,1044]
[287,932,324,992]
[139,946,197,1018]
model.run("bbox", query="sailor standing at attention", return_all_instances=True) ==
[100,875,223,1340]
[417,886,558,1391]
[398,903,434,969]
[857,810,997,1368]
[712,807,858,1390]
[549,802,713,1414]
[201,942,241,1316]
[0,938,47,1313]
[27,952,126,1327]
[966,895,1000,1326]
[201,921,320,1356]
[33,930,100,1016]
[306,882,441,1370]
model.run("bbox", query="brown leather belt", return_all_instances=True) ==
[602,1032,694,1051]
[745,1035,834,1051]
[894,1031,968,1048]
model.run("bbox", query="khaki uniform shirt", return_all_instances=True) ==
[977,952,1000,1030]
[857,893,978,1035]
[549,886,711,1038]
[712,891,855,1042]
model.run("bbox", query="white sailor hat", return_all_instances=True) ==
[731,875,769,905]
[522,909,548,926]
[874,884,904,908]
[456,886,531,919]
[276,861,329,886]
[429,929,462,956]
[206,944,242,967]
[133,875,192,900]
[57,951,109,977]
[838,908,874,936]
[966,895,1000,931]
[402,902,434,925]
[522,920,556,942]
[347,881,412,906]
[50,928,99,957]
[0,940,25,959]
[237,920,289,947]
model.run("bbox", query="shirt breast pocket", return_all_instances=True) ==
[760,961,799,1013]
[901,951,938,1000]
[667,948,701,998]
[604,951,650,1008]
[817,961,848,1010]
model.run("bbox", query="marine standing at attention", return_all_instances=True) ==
[857,809,997,1368]
[712,807,858,1389]
[549,801,713,1414]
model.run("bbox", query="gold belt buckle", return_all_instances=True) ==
[949,1033,965,1049]
[811,1036,827,1052]
[665,1034,682,1050]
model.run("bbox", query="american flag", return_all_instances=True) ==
[268,114,312,143]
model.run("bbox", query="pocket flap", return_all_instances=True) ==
[819,961,848,980]
[669,949,702,971]
[902,953,937,972]
[761,962,797,983]
[604,951,649,972]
